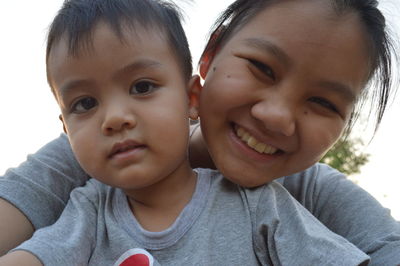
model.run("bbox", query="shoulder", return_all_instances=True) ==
[34,133,73,158]
[26,133,87,182]
[276,163,352,207]
[277,163,345,185]
[69,179,114,206]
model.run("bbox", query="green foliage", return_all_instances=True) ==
[320,138,369,176]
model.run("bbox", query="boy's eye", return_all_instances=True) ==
[130,81,158,95]
[248,59,275,80]
[309,97,339,114]
[71,97,98,114]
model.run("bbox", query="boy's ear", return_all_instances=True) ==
[59,114,67,134]
[188,75,202,120]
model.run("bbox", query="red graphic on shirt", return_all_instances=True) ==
[114,248,154,266]
[120,254,150,266]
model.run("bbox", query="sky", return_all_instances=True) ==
[0,0,399,220]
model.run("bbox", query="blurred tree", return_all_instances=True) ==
[320,138,370,176]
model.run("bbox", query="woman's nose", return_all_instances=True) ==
[101,103,136,136]
[250,95,295,137]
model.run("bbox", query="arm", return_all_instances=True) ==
[0,200,34,256]
[0,134,89,254]
[0,181,98,265]
[0,251,42,266]
[279,163,400,265]
[253,182,369,265]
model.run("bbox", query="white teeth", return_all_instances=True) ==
[255,143,267,153]
[235,126,278,155]
[237,127,245,137]
[242,132,250,142]
[247,137,257,148]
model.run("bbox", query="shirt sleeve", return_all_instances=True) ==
[250,182,369,266]
[279,163,400,265]
[0,134,90,229]
[12,180,99,265]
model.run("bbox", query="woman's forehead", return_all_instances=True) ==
[226,0,370,66]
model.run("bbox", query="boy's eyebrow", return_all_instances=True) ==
[58,59,163,97]
[59,79,94,98]
[243,38,291,67]
[116,59,163,78]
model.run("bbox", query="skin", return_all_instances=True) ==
[0,199,34,256]
[191,0,371,187]
[0,250,42,266]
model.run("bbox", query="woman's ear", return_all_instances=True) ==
[199,51,214,80]
[188,75,202,120]
[199,26,224,79]
[59,114,67,134]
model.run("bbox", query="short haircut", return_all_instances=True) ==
[46,0,192,84]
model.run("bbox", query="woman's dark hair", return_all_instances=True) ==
[47,0,192,83]
[201,0,397,136]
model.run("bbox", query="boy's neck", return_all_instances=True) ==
[125,164,197,232]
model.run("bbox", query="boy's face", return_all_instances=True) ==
[49,22,196,191]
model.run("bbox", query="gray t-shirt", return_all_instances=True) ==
[1,134,399,265]
[15,168,369,265]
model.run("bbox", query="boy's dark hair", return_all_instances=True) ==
[201,0,398,136]
[47,0,192,84]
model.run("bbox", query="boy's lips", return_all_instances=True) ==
[108,139,146,158]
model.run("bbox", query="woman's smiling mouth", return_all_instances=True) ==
[234,125,279,155]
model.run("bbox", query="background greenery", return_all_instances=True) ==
[320,138,369,176]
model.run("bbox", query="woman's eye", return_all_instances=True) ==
[130,81,158,95]
[71,97,98,114]
[309,97,339,113]
[248,59,275,80]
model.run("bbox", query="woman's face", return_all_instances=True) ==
[198,0,370,187]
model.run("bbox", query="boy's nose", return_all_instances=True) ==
[102,104,136,136]
[250,95,295,137]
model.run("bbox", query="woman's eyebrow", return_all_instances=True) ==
[318,80,357,103]
[243,38,291,67]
